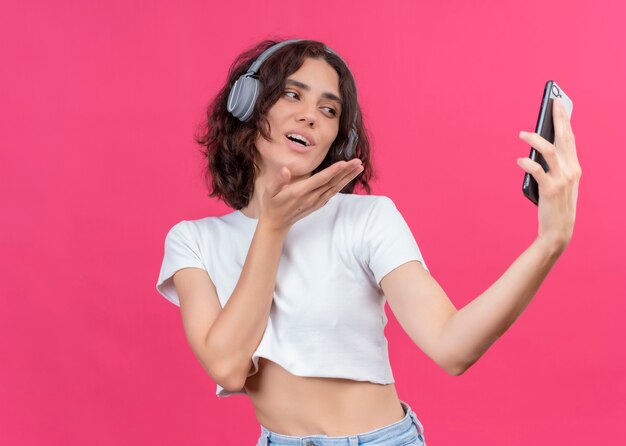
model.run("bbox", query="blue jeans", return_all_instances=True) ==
[256,400,426,445]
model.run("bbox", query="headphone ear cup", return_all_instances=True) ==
[227,75,262,122]
[339,127,359,158]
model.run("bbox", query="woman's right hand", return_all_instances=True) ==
[259,158,364,232]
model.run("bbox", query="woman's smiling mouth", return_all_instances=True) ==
[284,135,315,153]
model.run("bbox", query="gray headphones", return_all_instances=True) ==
[226,39,359,158]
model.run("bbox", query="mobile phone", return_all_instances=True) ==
[522,80,573,205]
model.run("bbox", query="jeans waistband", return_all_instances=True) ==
[256,400,424,446]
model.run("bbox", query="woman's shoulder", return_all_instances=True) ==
[164,209,244,238]
[332,193,409,230]
[334,192,395,211]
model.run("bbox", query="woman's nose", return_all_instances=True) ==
[296,105,317,127]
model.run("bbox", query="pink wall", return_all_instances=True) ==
[1,0,624,444]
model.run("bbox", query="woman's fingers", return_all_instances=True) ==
[552,98,582,176]
[516,98,582,248]
[299,162,363,210]
[519,130,561,178]
[316,161,363,195]
[553,98,570,148]
[288,159,361,202]
[518,98,581,192]
[553,98,575,146]
[304,158,362,192]
[267,159,363,222]
[300,160,363,212]
[517,156,549,186]
[317,163,364,202]
[265,166,292,198]
[272,161,355,201]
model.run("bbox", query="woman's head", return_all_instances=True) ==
[196,38,374,210]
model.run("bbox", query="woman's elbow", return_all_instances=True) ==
[213,366,246,393]
[443,362,470,376]
[220,376,246,393]
[438,353,475,376]
[217,361,253,393]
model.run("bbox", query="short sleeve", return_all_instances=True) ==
[156,220,206,307]
[362,196,428,287]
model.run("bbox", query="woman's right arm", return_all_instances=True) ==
[174,221,289,393]
[172,159,364,392]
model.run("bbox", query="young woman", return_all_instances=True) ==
[156,38,581,446]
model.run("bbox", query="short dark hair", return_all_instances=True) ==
[195,38,374,210]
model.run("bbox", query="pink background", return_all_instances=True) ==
[1,0,624,444]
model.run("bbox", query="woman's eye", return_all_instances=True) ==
[284,91,337,117]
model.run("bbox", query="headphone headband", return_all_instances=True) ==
[247,39,304,75]
[247,40,356,95]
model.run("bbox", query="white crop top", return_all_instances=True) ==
[156,193,428,398]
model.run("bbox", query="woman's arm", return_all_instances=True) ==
[175,160,364,391]
[382,98,582,375]
[383,239,560,375]
[172,220,285,393]
[199,220,290,390]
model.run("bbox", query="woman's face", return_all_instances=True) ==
[255,57,343,179]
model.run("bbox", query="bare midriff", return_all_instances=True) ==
[243,357,407,437]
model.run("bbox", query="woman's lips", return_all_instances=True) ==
[284,135,315,153]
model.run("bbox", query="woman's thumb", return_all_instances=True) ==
[270,167,291,195]
[279,167,291,187]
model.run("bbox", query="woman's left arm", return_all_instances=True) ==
[382,98,582,375]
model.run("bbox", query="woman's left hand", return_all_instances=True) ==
[517,97,582,253]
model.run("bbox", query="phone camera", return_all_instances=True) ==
[551,84,561,97]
